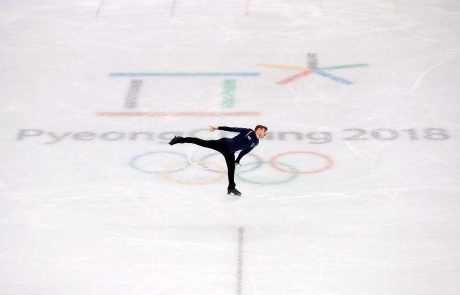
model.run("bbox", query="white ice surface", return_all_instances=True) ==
[1,1,460,294]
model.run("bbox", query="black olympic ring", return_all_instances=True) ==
[194,152,264,173]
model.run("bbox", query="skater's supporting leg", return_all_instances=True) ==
[183,137,236,188]
[170,136,239,194]
[223,152,236,189]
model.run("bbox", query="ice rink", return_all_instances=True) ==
[1,0,460,294]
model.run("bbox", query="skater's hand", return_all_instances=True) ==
[209,126,218,132]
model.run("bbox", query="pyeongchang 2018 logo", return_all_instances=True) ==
[17,54,366,185]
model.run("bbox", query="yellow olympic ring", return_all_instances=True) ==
[161,161,227,185]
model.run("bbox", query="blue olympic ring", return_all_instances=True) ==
[130,151,190,174]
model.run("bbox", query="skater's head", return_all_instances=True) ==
[255,125,268,139]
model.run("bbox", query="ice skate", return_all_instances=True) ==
[228,187,242,197]
[169,136,183,145]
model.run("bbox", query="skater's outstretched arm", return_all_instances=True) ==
[218,126,252,133]
[235,147,254,164]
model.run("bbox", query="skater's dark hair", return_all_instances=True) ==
[255,125,268,131]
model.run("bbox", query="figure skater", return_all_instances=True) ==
[169,125,268,196]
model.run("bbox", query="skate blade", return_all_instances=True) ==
[227,192,242,197]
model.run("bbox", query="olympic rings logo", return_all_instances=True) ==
[129,150,334,185]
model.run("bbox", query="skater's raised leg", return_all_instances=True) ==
[169,136,222,151]
[181,137,220,150]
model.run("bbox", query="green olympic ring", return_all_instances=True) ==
[269,151,333,174]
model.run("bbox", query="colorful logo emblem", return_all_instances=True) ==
[259,53,368,85]
[97,54,368,117]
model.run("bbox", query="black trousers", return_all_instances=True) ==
[182,137,236,189]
